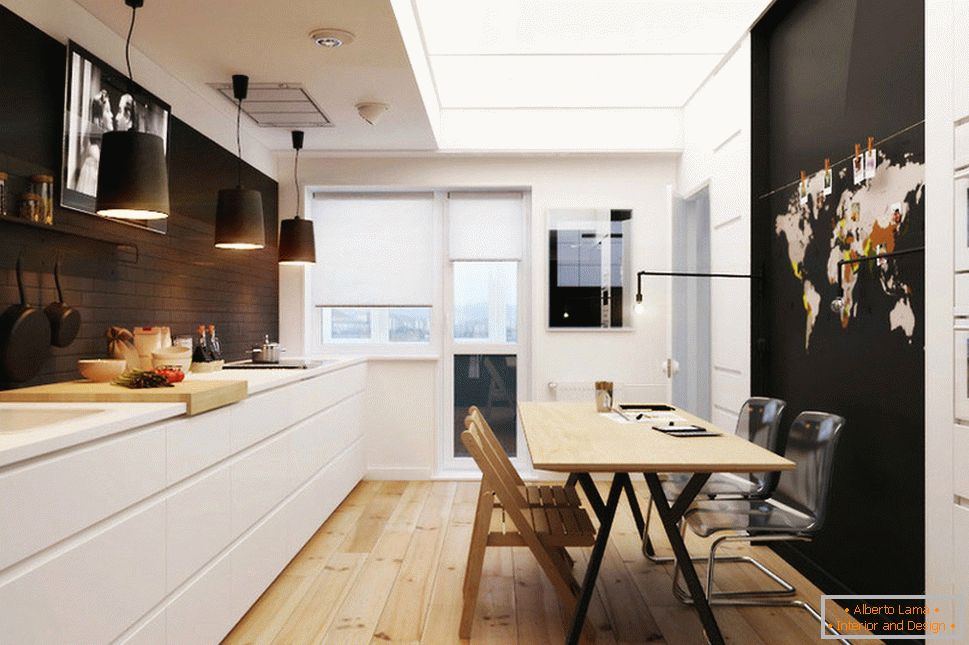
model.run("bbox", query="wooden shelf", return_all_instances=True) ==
[0,215,139,263]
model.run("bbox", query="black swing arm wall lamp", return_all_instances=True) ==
[830,246,925,312]
[634,270,761,313]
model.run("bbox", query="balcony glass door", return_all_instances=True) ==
[443,192,528,470]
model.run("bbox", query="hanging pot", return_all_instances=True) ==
[0,256,52,382]
[44,257,81,348]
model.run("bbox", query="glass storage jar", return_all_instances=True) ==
[19,193,41,222]
[29,175,54,224]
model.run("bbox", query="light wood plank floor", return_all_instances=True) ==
[224,480,874,644]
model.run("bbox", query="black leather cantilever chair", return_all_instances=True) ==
[642,398,791,596]
[674,411,849,644]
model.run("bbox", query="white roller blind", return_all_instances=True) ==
[312,192,435,306]
[448,192,524,260]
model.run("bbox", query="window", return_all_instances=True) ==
[312,192,435,307]
[321,307,432,344]
[453,261,517,343]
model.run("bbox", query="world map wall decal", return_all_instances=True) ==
[774,131,925,352]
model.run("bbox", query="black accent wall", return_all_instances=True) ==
[751,0,924,598]
[0,6,278,387]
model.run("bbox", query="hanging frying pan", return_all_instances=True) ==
[45,257,81,348]
[0,256,52,382]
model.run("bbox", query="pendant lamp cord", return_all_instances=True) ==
[236,98,243,188]
[294,147,301,220]
[124,3,136,90]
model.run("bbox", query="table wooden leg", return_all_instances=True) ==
[565,473,627,645]
[643,473,724,645]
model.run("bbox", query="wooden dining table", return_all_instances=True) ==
[518,401,795,645]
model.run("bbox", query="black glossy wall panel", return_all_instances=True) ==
[751,0,924,599]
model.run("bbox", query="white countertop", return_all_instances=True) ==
[0,355,365,469]
[191,356,366,394]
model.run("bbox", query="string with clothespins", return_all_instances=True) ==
[756,119,923,200]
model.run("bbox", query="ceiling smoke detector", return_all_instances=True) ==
[310,28,355,49]
[356,102,389,125]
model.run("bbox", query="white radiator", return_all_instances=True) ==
[547,381,668,403]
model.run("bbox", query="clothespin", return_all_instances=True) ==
[867,136,874,152]
[854,143,861,160]
[824,158,831,172]
[800,170,807,185]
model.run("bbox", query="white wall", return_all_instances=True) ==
[676,38,752,430]
[925,0,956,610]
[1,0,275,179]
[279,153,677,477]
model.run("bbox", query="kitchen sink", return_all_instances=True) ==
[0,408,104,433]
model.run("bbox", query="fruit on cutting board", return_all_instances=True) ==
[113,369,175,389]
[153,367,185,384]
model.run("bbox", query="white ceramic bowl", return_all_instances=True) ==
[78,359,128,382]
[151,350,192,373]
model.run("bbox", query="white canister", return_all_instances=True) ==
[133,327,163,370]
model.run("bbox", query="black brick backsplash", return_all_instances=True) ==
[0,7,279,388]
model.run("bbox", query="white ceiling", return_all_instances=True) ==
[414,0,769,110]
[73,0,437,151]
[72,0,768,153]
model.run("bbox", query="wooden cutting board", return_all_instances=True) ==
[0,379,248,415]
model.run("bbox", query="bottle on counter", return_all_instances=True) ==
[207,324,223,361]
[193,324,214,363]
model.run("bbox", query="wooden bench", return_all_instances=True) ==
[460,411,596,641]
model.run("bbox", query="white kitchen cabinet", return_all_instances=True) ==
[0,359,368,645]
[955,327,969,422]
[230,437,365,619]
[954,504,969,596]
[165,408,233,485]
[117,609,166,645]
[955,274,969,316]
[955,166,969,273]
[955,424,969,501]
[291,392,364,483]
[166,466,232,592]
[167,556,233,645]
[0,500,166,644]
[0,424,165,571]
[231,429,298,537]
[954,0,969,122]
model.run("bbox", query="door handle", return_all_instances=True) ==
[662,358,680,378]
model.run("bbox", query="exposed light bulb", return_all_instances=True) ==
[563,311,570,319]
[634,302,645,315]
[830,296,845,313]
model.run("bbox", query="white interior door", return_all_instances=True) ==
[669,187,712,418]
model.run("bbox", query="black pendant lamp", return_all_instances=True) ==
[95,0,170,220]
[214,74,265,249]
[278,130,316,264]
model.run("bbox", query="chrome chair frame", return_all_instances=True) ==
[669,527,851,644]
[641,397,793,598]
[670,411,851,644]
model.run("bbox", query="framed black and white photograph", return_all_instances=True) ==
[61,41,170,233]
